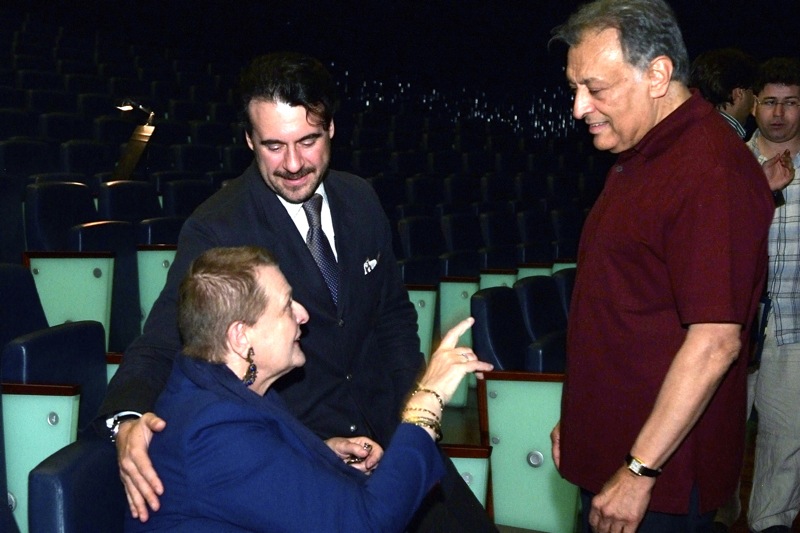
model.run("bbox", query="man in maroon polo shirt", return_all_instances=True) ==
[548,1,775,532]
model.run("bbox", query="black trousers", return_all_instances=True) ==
[407,451,498,533]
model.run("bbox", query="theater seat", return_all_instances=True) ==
[24,182,99,251]
[1,263,108,530]
[97,180,163,223]
[513,275,567,342]
[69,221,142,352]
[2,321,107,433]
[471,285,541,371]
[477,372,579,531]
[161,179,215,217]
[551,266,576,317]
[136,217,182,327]
[28,436,124,533]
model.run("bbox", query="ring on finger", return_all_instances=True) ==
[460,352,471,361]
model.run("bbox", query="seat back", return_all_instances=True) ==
[480,172,515,203]
[0,109,38,139]
[443,174,479,205]
[97,180,163,223]
[222,144,252,173]
[38,112,93,143]
[28,437,124,533]
[0,384,22,533]
[470,286,530,371]
[137,216,185,245]
[528,329,567,374]
[549,207,584,260]
[148,170,204,195]
[440,212,482,253]
[439,250,480,279]
[0,264,49,350]
[516,204,555,244]
[397,215,445,260]
[406,285,437,361]
[170,143,221,173]
[441,444,491,509]
[398,256,440,286]
[551,266,576,317]
[1,320,107,432]
[161,179,215,217]
[24,182,99,251]
[477,372,579,531]
[93,116,138,145]
[405,174,444,205]
[0,139,57,183]
[479,210,519,248]
[59,139,117,177]
[513,275,567,342]
[69,221,141,351]
[189,120,235,146]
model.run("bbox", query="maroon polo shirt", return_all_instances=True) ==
[559,91,773,513]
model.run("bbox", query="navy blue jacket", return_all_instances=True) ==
[125,355,444,532]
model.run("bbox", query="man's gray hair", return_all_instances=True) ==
[551,0,690,84]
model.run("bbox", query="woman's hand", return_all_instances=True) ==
[325,436,383,474]
[415,317,494,405]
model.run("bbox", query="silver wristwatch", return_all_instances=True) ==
[105,411,142,443]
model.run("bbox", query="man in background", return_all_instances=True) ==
[690,47,793,532]
[745,56,800,533]
[689,47,757,139]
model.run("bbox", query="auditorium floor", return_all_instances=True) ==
[444,390,800,533]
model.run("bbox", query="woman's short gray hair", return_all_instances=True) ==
[178,246,278,364]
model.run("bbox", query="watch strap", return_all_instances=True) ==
[106,411,142,442]
[625,453,662,477]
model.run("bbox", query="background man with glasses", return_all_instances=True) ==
[745,56,800,533]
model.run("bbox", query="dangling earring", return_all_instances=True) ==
[243,347,257,386]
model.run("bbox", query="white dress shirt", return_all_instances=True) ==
[276,183,338,260]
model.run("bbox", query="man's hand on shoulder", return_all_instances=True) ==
[116,413,166,522]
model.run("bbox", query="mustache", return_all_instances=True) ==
[274,167,316,180]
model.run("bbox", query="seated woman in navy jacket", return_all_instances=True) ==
[125,246,492,532]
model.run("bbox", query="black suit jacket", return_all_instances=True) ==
[100,164,423,445]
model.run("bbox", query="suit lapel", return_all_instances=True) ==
[253,179,339,317]
[325,175,356,316]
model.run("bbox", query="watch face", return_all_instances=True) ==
[628,458,644,475]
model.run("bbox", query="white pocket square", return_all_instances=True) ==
[363,255,379,275]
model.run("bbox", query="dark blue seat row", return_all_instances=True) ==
[471,272,574,373]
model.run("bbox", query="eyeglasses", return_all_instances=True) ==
[755,97,800,109]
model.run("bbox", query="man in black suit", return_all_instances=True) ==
[98,52,495,531]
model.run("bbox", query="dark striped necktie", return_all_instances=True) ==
[302,193,339,305]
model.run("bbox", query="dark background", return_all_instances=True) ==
[19,0,800,103]
[28,0,800,96]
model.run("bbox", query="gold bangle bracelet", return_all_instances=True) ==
[403,417,443,442]
[412,387,444,410]
[402,406,441,421]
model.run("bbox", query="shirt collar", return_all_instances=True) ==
[275,182,329,217]
[618,90,707,163]
[717,109,747,139]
